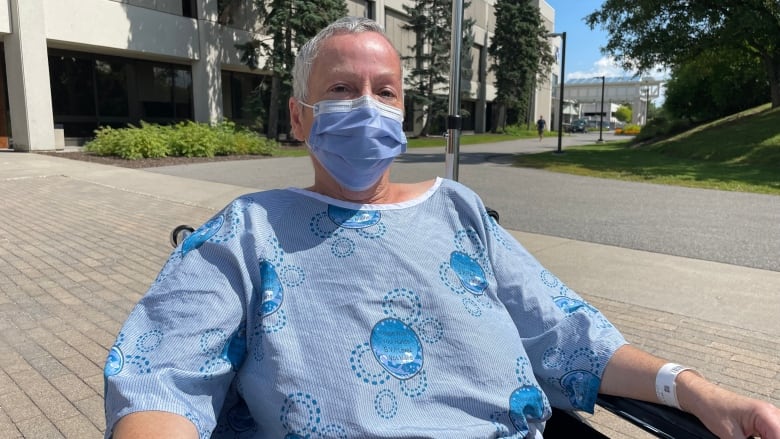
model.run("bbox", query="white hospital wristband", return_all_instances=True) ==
[655,363,701,409]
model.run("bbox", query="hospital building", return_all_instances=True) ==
[0,0,557,152]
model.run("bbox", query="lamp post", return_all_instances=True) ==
[595,75,605,143]
[546,32,566,154]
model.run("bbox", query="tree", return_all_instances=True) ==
[615,105,632,123]
[401,0,456,136]
[488,0,555,132]
[585,0,780,108]
[663,46,769,122]
[235,0,348,139]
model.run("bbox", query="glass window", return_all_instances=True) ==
[182,0,197,18]
[223,70,267,129]
[49,54,96,116]
[137,64,174,119]
[95,60,129,118]
[173,68,193,119]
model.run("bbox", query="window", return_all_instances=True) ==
[50,54,96,117]
[182,0,197,18]
[95,60,129,118]
[48,49,193,137]
[222,70,267,129]
[137,63,193,121]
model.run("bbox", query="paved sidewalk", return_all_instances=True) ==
[1,151,778,438]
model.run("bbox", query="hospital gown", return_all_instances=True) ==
[104,177,627,438]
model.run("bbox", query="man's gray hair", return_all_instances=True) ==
[292,16,399,102]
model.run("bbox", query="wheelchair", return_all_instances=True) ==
[169,224,716,439]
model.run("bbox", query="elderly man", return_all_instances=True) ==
[104,16,780,439]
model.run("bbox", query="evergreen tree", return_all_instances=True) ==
[401,1,474,136]
[488,0,555,132]
[235,0,348,139]
[402,0,453,136]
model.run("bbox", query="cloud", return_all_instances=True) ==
[567,56,670,81]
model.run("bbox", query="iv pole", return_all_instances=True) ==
[445,0,464,181]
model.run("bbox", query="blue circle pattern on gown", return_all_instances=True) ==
[309,206,386,258]
[560,370,601,410]
[450,251,488,295]
[279,392,345,439]
[370,318,423,380]
[327,205,381,228]
[104,346,124,377]
[182,214,225,256]
[508,386,545,434]
[104,331,161,377]
[438,229,494,317]
[258,260,284,317]
[220,325,247,372]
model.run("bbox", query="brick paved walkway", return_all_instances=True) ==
[0,172,777,438]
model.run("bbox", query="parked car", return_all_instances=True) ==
[567,119,588,133]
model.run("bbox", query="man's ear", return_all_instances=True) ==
[289,97,305,141]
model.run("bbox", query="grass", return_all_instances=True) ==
[277,128,545,155]
[514,105,780,195]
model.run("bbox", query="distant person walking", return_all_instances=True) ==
[536,115,546,141]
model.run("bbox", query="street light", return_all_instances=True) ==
[546,31,566,154]
[594,75,605,143]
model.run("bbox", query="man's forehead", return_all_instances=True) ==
[319,31,396,55]
[310,33,401,77]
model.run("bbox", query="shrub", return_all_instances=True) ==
[616,124,641,135]
[84,120,279,160]
[168,121,219,157]
[85,122,168,159]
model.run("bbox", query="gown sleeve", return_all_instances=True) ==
[103,202,253,439]
[481,210,628,413]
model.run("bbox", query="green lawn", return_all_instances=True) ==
[515,106,780,195]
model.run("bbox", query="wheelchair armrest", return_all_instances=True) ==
[170,224,194,248]
[596,394,717,439]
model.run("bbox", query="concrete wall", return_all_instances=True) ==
[5,0,55,151]
[44,0,199,61]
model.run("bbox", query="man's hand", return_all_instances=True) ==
[111,411,198,439]
[677,370,780,439]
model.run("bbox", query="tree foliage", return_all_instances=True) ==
[402,0,474,136]
[663,47,769,122]
[585,0,780,108]
[234,0,348,138]
[488,0,555,132]
[615,105,632,123]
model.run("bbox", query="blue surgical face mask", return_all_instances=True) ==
[299,95,407,191]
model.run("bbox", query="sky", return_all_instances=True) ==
[544,0,668,81]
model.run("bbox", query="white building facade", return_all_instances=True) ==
[563,76,663,126]
[0,0,556,151]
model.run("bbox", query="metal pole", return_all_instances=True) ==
[646,86,650,122]
[598,75,605,143]
[555,32,566,154]
[445,0,464,181]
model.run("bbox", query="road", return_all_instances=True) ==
[145,131,780,272]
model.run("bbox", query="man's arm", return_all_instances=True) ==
[111,411,198,439]
[601,344,780,439]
